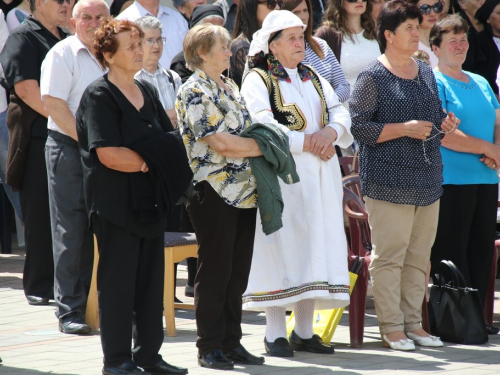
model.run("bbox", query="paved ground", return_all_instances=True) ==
[1,243,499,375]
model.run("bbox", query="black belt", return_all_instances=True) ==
[48,130,78,148]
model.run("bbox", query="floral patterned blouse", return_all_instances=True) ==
[175,69,257,209]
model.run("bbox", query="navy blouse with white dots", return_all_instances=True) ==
[349,59,447,206]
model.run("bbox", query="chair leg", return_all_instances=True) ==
[349,262,368,348]
[484,244,499,326]
[164,248,176,337]
[421,261,430,333]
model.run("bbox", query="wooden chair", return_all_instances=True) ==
[85,232,198,336]
[163,232,198,337]
[485,241,500,327]
[343,187,371,348]
[338,156,359,177]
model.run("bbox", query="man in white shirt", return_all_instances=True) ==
[117,0,188,68]
[40,0,109,335]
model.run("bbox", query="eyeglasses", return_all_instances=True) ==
[144,37,166,46]
[345,0,368,3]
[51,0,72,4]
[419,2,443,15]
[258,0,285,10]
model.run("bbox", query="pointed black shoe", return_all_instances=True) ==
[140,359,188,374]
[26,295,49,306]
[486,325,499,335]
[224,344,265,365]
[59,314,91,334]
[289,330,334,354]
[198,349,234,370]
[103,362,149,375]
[264,337,294,357]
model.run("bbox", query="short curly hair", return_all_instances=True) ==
[93,18,144,67]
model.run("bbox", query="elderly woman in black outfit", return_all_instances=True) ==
[76,19,189,375]
[349,0,458,351]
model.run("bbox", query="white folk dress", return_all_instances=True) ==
[240,66,353,311]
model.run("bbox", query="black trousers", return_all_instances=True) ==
[430,184,498,305]
[186,181,257,355]
[19,137,53,297]
[91,214,164,367]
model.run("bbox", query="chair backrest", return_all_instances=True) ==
[338,156,359,177]
[342,174,363,201]
[343,187,372,257]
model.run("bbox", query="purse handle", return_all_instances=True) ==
[434,260,467,288]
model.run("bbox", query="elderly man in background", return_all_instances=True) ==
[170,4,225,83]
[0,0,70,306]
[117,0,188,68]
[40,0,108,334]
[173,0,206,23]
[135,16,182,127]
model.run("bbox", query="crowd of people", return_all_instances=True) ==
[0,0,499,374]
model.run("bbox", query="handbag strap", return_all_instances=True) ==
[436,260,467,288]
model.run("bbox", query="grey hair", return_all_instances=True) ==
[72,0,110,19]
[193,15,225,27]
[135,16,163,34]
[173,0,186,9]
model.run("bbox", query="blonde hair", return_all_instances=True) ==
[183,24,232,71]
[412,49,430,65]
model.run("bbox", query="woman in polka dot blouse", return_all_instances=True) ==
[349,1,458,351]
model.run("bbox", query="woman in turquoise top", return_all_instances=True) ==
[430,15,500,335]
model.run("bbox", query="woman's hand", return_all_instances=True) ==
[309,127,338,155]
[403,120,433,140]
[141,161,149,173]
[441,112,460,133]
[319,144,336,161]
[480,143,500,169]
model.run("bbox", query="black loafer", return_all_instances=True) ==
[486,325,499,335]
[141,359,188,374]
[198,349,233,370]
[289,330,334,354]
[103,362,149,375]
[26,295,49,306]
[224,344,265,365]
[184,285,194,297]
[59,314,91,334]
[264,337,294,357]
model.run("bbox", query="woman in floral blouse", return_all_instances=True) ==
[175,24,264,371]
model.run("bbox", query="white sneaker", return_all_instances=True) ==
[406,332,443,347]
[382,334,415,351]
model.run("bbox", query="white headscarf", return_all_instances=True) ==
[248,10,306,57]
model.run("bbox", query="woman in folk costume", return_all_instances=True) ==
[240,10,353,358]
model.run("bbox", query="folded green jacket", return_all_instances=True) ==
[241,123,300,235]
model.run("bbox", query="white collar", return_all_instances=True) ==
[132,1,170,18]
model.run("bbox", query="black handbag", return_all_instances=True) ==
[428,260,488,345]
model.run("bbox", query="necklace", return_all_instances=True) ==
[289,74,303,97]
[386,56,420,84]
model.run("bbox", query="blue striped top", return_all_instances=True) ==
[303,37,350,103]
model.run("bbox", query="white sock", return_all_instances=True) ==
[264,306,287,342]
[294,299,315,339]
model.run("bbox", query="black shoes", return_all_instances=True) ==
[26,295,49,306]
[486,325,500,335]
[289,330,334,354]
[141,360,188,374]
[184,285,194,298]
[59,314,91,334]
[224,344,265,365]
[198,349,234,370]
[103,362,149,375]
[264,337,294,357]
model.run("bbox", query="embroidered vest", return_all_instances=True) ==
[250,66,329,132]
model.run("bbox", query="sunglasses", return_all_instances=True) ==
[51,0,72,4]
[345,0,368,2]
[258,0,285,10]
[419,2,443,15]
